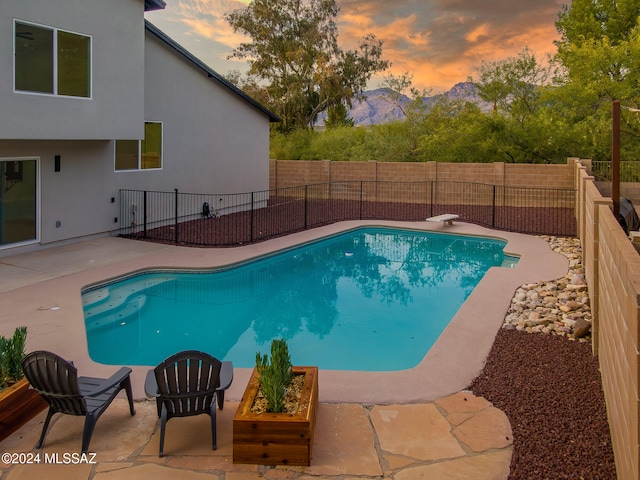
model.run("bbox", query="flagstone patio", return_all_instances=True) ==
[1,392,512,479]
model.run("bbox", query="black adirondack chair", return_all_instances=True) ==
[21,351,135,453]
[144,350,233,457]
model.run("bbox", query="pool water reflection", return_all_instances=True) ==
[82,227,517,371]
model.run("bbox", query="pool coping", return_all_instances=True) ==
[0,220,568,404]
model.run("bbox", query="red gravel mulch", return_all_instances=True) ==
[124,199,576,247]
[468,329,616,480]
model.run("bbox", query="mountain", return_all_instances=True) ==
[317,82,492,127]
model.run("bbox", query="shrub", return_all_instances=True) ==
[0,326,27,388]
[255,338,293,413]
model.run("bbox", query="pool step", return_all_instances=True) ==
[82,276,173,312]
[84,294,147,332]
[81,288,109,306]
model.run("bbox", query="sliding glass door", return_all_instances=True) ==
[0,159,37,246]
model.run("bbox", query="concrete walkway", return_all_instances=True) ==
[0,220,569,478]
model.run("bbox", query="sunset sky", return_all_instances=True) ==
[145,0,566,93]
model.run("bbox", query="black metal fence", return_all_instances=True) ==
[591,161,640,182]
[119,181,576,246]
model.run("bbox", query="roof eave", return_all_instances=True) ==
[144,0,166,12]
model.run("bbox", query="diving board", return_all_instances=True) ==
[426,214,459,226]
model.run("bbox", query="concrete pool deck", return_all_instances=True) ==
[0,220,568,405]
[0,221,568,479]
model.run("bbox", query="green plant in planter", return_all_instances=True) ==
[255,338,293,413]
[0,326,27,388]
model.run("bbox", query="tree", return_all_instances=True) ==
[553,0,640,159]
[555,0,640,49]
[471,48,561,163]
[474,48,552,123]
[380,73,430,160]
[555,0,640,93]
[380,73,430,119]
[225,0,389,132]
[323,102,354,128]
[419,100,503,163]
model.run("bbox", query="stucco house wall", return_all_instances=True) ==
[0,140,117,245]
[0,1,277,256]
[123,24,271,195]
[0,0,145,140]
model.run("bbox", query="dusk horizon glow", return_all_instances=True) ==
[145,0,565,94]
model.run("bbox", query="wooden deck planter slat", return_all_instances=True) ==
[233,366,319,466]
[0,378,47,442]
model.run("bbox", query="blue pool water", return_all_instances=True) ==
[82,227,517,371]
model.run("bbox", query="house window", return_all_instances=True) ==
[115,123,163,171]
[14,20,91,98]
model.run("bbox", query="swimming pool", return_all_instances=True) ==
[82,227,517,371]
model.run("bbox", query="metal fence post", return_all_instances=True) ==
[359,181,363,220]
[143,190,148,238]
[430,181,434,217]
[304,185,308,230]
[250,192,254,243]
[119,190,124,235]
[174,188,179,244]
[492,185,496,229]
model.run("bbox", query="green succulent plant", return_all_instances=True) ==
[255,338,293,413]
[0,326,27,388]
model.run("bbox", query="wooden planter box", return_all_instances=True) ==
[233,366,319,466]
[0,378,47,442]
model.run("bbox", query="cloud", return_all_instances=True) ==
[146,0,565,92]
[338,0,564,91]
[170,0,245,42]
[465,23,490,44]
[145,0,250,69]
